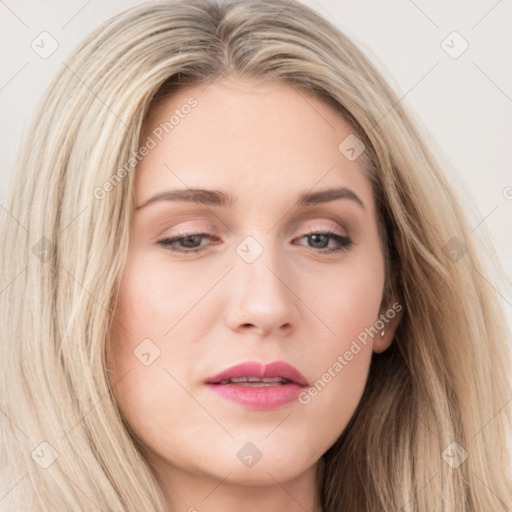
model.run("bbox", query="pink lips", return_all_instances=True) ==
[204,361,308,410]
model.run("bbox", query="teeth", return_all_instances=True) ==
[217,376,289,385]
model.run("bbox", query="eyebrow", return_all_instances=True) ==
[135,186,365,211]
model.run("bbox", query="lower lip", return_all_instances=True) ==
[205,382,305,410]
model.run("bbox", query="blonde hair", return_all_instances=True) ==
[1,0,511,510]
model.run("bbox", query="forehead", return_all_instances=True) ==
[136,77,374,212]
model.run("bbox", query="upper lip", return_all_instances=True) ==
[205,361,309,386]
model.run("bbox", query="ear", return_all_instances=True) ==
[373,274,403,354]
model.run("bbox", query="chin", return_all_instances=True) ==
[214,458,314,487]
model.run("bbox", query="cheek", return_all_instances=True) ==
[305,246,385,345]
[295,293,378,454]
[295,248,384,429]
[111,250,201,341]
[107,251,206,445]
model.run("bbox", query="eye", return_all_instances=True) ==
[294,229,353,254]
[157,231,214,254]
[157,229,354,255]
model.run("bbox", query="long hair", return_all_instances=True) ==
[1,1,510,510]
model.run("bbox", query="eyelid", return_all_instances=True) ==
[156,222,346,245]
[152,220,214,241]
[157,218,350,242]
[303,221,347,234]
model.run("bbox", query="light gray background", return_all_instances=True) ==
[1,0,511,332]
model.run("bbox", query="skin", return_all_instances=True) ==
[107,77,401,512]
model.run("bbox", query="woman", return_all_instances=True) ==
[1,0,510,510]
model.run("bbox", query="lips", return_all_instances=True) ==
[204,361,309,410]
[205,361,308,387]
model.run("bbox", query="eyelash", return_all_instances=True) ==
[157,229,354,255]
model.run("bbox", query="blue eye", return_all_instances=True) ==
[296,229,353,253]
[157,230,353,255]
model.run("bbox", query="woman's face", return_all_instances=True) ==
[108,77,395,498]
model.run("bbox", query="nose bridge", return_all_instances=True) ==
[234,233,285,289]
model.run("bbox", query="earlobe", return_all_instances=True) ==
[373,326,394,353]
[373,305,403,353]
[373,270,403,353]
[372,300,403,354]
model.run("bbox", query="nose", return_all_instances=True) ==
[225,245,301,337]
